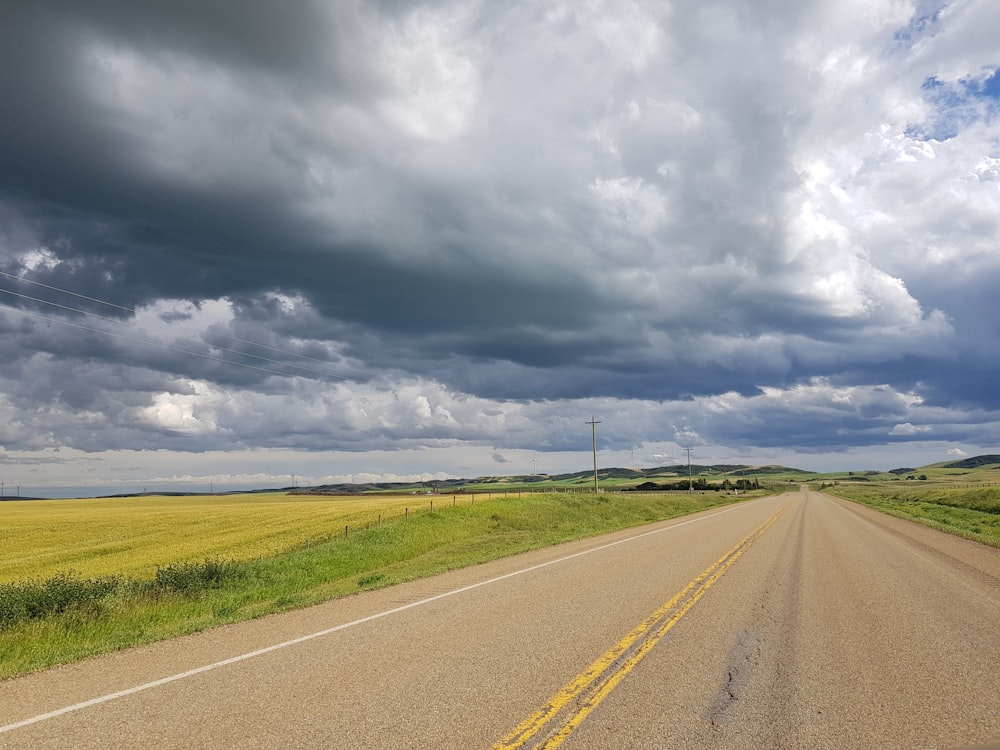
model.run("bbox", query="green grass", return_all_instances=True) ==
[822,483,1000,547]
[0,490,745,679]
[459,473,802,494]
[0,492,436,583]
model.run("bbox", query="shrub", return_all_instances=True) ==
[0,559,246,629]
[0,571,130,626]
[153,558,244,596]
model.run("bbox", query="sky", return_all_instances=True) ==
[1,0,998,497]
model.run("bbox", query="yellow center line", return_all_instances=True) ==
[492,501,791,750]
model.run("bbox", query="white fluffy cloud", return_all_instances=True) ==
[0,0,998,494]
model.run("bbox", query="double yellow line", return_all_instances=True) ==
[492,501,791,750]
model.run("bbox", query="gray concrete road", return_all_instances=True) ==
[1,490,998,749]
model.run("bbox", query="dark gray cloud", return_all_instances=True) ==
[0,0,998,491]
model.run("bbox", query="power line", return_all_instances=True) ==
[0,292,361,382]
[0,302,343,381]
[0,286,131,326]
[208,331,342,366]
[0,285,360,380]
[0,274,370,383]
[0,270,135,313]
[0,272,365,370]
[204,332,371,380]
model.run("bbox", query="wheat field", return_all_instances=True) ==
[0,492,446,583]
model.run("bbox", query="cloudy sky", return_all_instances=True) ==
[1,0,998,496]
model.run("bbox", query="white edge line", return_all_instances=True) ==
[1,500,761,734]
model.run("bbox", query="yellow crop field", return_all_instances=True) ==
[0,492,444,583]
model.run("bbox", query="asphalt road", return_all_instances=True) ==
[2,489,999,749]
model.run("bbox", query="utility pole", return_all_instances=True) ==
[586,416,601,493]
[685,446,694,492]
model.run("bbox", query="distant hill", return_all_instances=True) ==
[294,463,811,495]
[737,465,814,476]
[941,455,1000,470]
[57,454,1000,501]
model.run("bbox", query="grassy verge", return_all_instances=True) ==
[821,483,1000,547]
[0,490,746,679]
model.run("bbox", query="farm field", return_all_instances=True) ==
[0,492,514,584]
[0,489,748,678]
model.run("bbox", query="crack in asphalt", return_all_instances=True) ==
[707,630,760,727]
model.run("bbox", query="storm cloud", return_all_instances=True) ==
[1,0,998,494]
